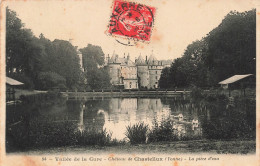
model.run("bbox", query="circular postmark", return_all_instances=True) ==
[108,0,156,46]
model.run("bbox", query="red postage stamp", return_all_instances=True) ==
[108,0,156,42]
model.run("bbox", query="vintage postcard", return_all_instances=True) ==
[0,0,259,166]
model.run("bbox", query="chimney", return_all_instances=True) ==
[124,53,125,58]
[146,56,147,62]
[127,53,130,60]
[106,54,109,61]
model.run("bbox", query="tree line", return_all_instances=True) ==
[159,9,256,89]
[6,8,110,90]
[7,8,255,90]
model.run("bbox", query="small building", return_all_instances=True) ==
[218,74,255,97]
[218,74,254,89]
[6,76,24,87]
[6,77,24,101]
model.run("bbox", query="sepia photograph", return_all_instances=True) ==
[0,0,259,165]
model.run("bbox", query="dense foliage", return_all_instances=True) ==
[6,8,82,90]
[6,8,111,90]
[159,9,256,88]
[80,44,111,89]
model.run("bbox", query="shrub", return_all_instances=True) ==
[204,93,227,102]
[6,119,114,151]
[180,134,202,141]
[30,120,78,148]
[75,128,112,146]
[190,87,203,99]
[125,122,148,144]
[6,121,32,151]
[109,138,127,146]
[148,118,177,142]
[37,71,66,90]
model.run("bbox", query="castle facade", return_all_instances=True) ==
[105,53,171,89]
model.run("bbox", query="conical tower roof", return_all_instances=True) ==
[136,55,146,65]
[148,55,158,65]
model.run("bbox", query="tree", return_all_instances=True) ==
[6,7,24,74]
[80,44,105,71]
[37,72,66,90]
[6,7,43,89]
[159,9,256,88]
[86,68,111,89]
[6,8,86,90]
[205,9,256,85]
[159,67,171,89]
[181,40,209,87]
[31,36,82,90]
[51,40,81,89]
[80,44,111,89]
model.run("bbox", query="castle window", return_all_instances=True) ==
[118,69,120,77]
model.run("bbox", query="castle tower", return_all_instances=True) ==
[136,55,149,88]
[108,53,122,86]
[147,55,163,89]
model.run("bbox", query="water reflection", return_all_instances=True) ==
[6,96,255,143]
[73,98,202,140]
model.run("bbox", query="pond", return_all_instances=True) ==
[6,95,255,151]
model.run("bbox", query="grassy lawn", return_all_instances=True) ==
[11,139,255,155]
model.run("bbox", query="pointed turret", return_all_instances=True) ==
[136,55,146,65]
[148,55,158,65]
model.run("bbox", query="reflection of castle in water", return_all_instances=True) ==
[107,98,169,124]
[76,98,203,140]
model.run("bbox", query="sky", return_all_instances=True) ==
[5,0,256,61]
